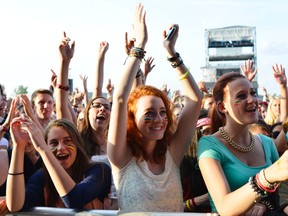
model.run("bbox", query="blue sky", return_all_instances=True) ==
[0,0,288,97]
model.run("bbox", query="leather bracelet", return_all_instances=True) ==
[8,171,24,175]
[167,52,180,62]
[171,56,183,68]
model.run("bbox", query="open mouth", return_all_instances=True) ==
[246,107,256,112]
[56,154,69,161]
[96,114,106,121]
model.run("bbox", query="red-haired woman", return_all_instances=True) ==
[107,4,202,213]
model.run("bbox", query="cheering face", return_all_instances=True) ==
[135,95,168,142]
[47,126,77,170]
[33,93,54,120]
[89,98,111,131]
[222,78,259,125]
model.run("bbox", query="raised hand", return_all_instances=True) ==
[272,63,287,86]
[79,74,88,88]
[240,60,258,82]
[172,90,181,103]
[144,56,155,78]
[124,32,136,55]
[106,79,114,95]
[161,83,170,96]
[59,32,75,62]
[50,69,57,89]
[198,80,209,94]
[10,117,30,148]
[133,3,147,49]
[163,24,179,56]
[16,117,47,152]
[98,41,109,56]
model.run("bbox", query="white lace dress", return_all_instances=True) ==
[113,150,183,213]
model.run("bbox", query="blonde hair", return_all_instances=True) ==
[264,96,280,126]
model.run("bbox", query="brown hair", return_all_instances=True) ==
[210,72,246,134]
[201,93,213,109]
[127,85,176,164]
[78,97,110,157]
[43,118,90,206]
[31,88,54,105]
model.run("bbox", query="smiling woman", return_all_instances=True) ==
[5,118,111,212]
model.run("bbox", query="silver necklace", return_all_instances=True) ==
[219,127,255,153]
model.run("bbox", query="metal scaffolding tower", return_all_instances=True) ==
[201,26,258,92]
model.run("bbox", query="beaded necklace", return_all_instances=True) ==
[219,127,255,153]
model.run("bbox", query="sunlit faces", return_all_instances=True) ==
[135,95,168,141]
[47,126,77,170]
[203,97,214,110]
[33,93,54,120]
[223,78,258,125]
[89,98,111,130]
[271,98,280,117]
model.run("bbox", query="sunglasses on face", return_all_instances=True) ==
[91,103,111,111]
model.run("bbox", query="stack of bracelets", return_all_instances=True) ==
[167,52,183,68]
[249,169,280,210]
[129,47,146,60]
[185,198,196,211]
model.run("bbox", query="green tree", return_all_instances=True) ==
[14,85,28,95]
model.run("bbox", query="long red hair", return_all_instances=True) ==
[127,85,176,163]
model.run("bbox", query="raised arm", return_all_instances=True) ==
[92,41,109,99]
[107,3,147,170]
[55,32,75,122]
[19,94,44,134]
[106,78,114,102]
[6,117,31,212]
[0,98,18,141]
[240,59,258,82]
[163,24,202,166]
[272,63,287,123]
[143,56,155,84]
[79,74,89,106]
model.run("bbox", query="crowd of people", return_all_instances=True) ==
[1,3,288,216]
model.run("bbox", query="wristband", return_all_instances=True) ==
[0,125,9,133]
[179,71,190,80]
[8,171,24,175]
[167,52,180,62]
[56,83,70,91]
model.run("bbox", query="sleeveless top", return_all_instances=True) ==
[113,150,183,213]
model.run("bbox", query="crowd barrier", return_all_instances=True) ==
[6,207,218,216]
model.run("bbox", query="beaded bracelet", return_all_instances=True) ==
[129,47,146,60]
[56,83,70,91]
[259,199,275,211]
[255,172,278,193]
[167,52,184,68]
[261,169,275,188]
[171,57,183,68]
[249,175,268,198]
